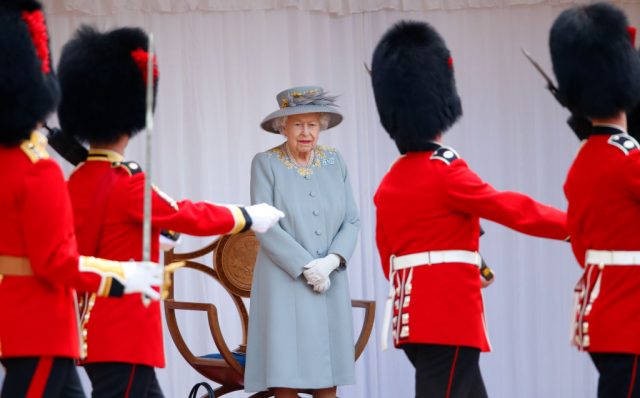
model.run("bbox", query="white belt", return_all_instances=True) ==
[392,250,482,270]
[381,250,482,351]
[585,250,640,266]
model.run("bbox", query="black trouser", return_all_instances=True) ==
[402,344,488,398]
[84,363,164,398]
[0,357,85,398]
[590,353,640,398]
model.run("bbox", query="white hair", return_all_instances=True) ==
[272,113,331,134]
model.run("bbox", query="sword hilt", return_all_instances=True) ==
[480,258,494,281]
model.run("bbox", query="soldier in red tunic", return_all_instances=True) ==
[56,26,284,397]
[371,21,569,397]
[0,2,164,397]
[549,3,640,397]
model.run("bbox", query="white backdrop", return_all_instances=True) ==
[4,1,640,397]
[47,0,639,14]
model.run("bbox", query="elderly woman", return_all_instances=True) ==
[245,86,360,398]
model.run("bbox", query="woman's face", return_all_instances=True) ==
[282,113,321,154]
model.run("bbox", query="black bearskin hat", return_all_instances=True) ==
[627,45,640,140]
[371,20,462,154]
[550,3,640,120]
[0,0,60,146]
[57,26,159,145]
[628,104,640,140]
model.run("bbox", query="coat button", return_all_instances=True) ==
[315,230,322,236]
[312,210,320,216]
[309,191,317,197]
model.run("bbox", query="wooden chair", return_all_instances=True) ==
[164,231,375,397]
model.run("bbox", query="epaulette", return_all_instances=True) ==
[20,131,49,163]
[114,161,143,176]
[430,146,460,165]
[608,134,640,155]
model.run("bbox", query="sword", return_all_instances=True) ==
[480,258,494,282]
[520,48,562,103]
[363,62,371,76]
[521,48,592,140]
[141,33,155,306]
[478,227,495,284]
[161,261,187,300]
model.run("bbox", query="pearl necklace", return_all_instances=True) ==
[285,143,315,167]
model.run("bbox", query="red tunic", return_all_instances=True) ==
[67,149,250,368]
[0,133,125,359]
[375,147,568,351]
[564,127,640,354]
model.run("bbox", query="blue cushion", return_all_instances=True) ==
[200,352,246,367]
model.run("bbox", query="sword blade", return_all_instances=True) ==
[141,33,155,306]
[363,62,371,76]
[142,33,154,264]
[521,48,559,96]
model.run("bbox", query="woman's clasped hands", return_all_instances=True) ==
[303,254,341,293]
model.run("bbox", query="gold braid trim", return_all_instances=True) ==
[79,256,125,297]
[224,205,247,234]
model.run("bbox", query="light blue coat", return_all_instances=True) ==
[244,144,360,392]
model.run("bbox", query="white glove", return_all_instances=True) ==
[303,264,331,293]
[313,278,331,293]
[122,261,163,301]
[303,254,341,294]
[245,203,285,233]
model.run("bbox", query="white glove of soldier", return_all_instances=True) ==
[122,261,163,301]
[303,254,341,293]
[245,203,285,233]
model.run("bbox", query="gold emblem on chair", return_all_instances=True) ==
[215,232,259,298]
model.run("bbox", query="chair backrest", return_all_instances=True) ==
[215,232,259,298]
[163,235,249,393]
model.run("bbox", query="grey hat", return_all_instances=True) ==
[260,86,343,133]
